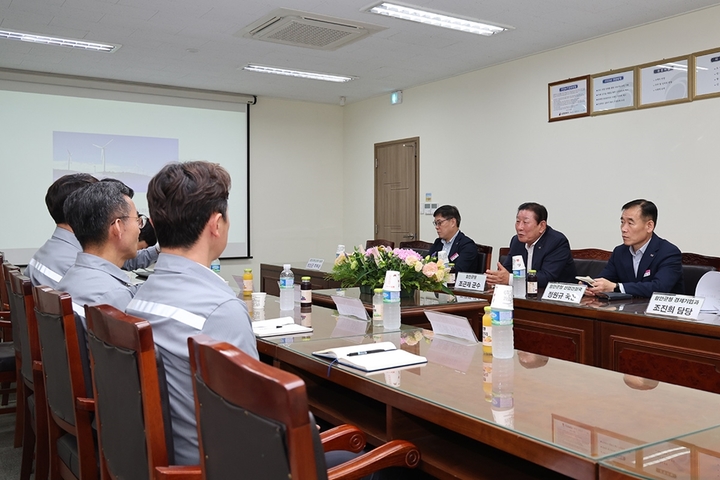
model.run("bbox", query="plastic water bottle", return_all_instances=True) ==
[382,289,401,331]
[491,308,514,358]
[513,268,526,298]
[491,356,515,428]
[210,258,221,273]
[372,288,384,327]
[279,264,294,311]
[512,255,526,299]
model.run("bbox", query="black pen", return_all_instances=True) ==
[347,349,386,356]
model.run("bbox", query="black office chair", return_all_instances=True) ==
[33,286,97,480]
[84,304,201,480]
[188,334,421,480]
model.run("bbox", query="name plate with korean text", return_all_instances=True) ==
[306,258,324,270]
[454,273,487,292]
[646,293,704,320]
[542,282,586,304]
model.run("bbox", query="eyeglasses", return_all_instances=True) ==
[113,214,147,229]
[432,218,449,227]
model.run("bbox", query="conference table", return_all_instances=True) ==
[311,287,488,332]
[451,288,720,395]
[599,425,720,479]
[252,297,720,480]
[259,262,720,395]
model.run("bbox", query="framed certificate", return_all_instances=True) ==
[548,75,590,121]
[638,56,691,108]
[591,69,636,115]
[693,47,720,99]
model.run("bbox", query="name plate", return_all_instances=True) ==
[424,310,478,343]
[306,258,324,270]
[542,282,586,304]
[454,272,487,292]
[646,293,704,320]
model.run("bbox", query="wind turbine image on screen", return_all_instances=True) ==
[92,139,113,173]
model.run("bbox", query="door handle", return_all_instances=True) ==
[403,234,415,239]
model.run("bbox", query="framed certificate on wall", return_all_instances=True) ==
[693,47,720,99]
[638,56,691,108]
[591,69,636,115]
[548,75,590,121]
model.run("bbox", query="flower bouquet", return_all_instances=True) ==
[328,245,451,295]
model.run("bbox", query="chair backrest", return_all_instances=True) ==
[682,252,720,269]
[398,240,433,258]
[0,262,20,344]
[571,248,612,260]
[0,252,9,310]
[0,253,14,342]
[7,267,38,383]
[475,243,493,272]
[365,239,395,250]
[84,304,175,480]
[34,286,98,480]
[682,265,715,296]
[498,247,510,267]
[189,335,325,480]
[33,286,88,427]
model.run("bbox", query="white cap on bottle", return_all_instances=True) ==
[283,263,291,269]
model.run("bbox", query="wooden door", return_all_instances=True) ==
[374,138,419,248]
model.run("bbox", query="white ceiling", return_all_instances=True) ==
[1,0,719,104]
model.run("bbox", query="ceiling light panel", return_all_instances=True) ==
[366,2,511,36]
[0,29,120,52]
[243,65,356,83]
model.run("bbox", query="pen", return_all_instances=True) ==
[347,349,385,357]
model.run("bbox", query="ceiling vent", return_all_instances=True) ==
[240,9,385,51]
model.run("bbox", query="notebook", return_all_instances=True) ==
[312,341,427,372]
[252,317,313,338]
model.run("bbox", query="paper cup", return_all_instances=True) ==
[251,292,267,310]
[491,284,514,310]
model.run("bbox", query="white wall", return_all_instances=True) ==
[343,5,720,266]
[222,97,345,288]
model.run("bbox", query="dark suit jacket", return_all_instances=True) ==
[598,233,683,298]
[501,225,576,288]
[427,231,480,274]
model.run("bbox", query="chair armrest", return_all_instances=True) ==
[321,424,366,453]
[154,465,202,480]
[327,440,420,480]
[76,397,95,412]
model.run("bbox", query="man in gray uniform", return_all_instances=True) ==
[57,181,144,325]
[126,161,257,466]
[26,174,159,288]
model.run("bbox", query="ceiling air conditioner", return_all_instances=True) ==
[241,9,384,51]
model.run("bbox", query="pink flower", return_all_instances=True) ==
[422,262,438,278]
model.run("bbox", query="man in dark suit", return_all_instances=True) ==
[588,199,683,298]
[486,202,576,288]
[427,205,480,273]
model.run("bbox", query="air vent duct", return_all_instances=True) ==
[241,9,385,51]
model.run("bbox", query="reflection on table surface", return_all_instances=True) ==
[251,294,419,346]
[601,425,720,479]
[283,331,720,462]
[314,287,485,307]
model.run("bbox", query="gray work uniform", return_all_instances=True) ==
[25,226,160,288]
[125,253,257,466]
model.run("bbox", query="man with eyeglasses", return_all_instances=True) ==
[57,181,145,327]
[26,174,159,289]
[427,205,481,273]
